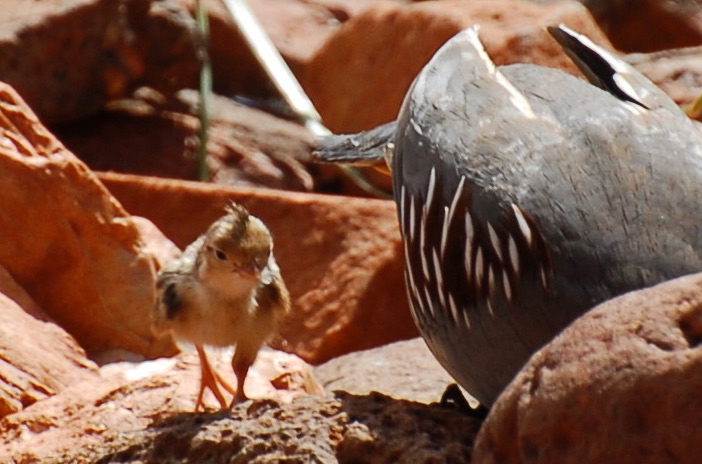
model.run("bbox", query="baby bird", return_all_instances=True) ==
[153,203,290,410]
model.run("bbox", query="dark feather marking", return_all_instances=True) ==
[163,282,182,320]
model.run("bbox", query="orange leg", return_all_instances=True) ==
[194,345,237,411]
[229,346,258,407]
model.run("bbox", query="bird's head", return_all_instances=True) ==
[198,203,273,296]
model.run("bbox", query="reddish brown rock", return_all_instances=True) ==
[626,46,702,108]
[0,347,478,462]
[579,0,702,52]
[303,0,608,133]
[473,272,702,464]
[0,263,47,322]
[0,82,175,359]
[55,89,315,190]
[97,172,417,364]
[315,337,466,404]
[175,0,409,99]
[0,348,325,462]
[0,0,200,125]
[0,285,99,419]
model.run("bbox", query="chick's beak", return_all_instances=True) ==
[236,262,262,281]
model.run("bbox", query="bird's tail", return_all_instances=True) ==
[311,120,397,170]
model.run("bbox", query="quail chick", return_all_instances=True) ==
[153,203,290,410]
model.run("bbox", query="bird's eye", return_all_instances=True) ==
[214,250,227,261]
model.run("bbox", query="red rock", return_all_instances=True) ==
[97,172,418,364]
[0,347,324,461]
[626,46,702,108]
[175,0,409,99]
[580,0,702,52]
[315,338,464,404]
[0,81,175,359]
[0,263,47,323]
[473,272,702,464]
[0,286,98,419]
[303,0,608,133]
[0,347,478,462]
[55,89,316,190]
[0,0,200,125]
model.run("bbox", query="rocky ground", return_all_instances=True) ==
[0,0,701,462]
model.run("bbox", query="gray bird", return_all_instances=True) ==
[313,25,702,407]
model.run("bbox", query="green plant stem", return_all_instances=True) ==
[196,0,212,182]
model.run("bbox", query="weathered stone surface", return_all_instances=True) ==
[316,337,466,404]
[0,263,47,322]
[626,46,702,107]
[56,89,316,190]
[0,286,99,419]
[0,348,325,462]
[1,386,478,462]
[175,0,409,99]
[579,0,702,52]
[0,0,200,125]
[0,81,175,359]
[303,0,607,133]
[473,272,702,464]
[97,172,418,364]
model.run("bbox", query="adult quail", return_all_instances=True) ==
[313,25,702,407]
[153,203,290,410]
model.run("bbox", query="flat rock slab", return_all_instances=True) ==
[0,347,324,462]
[316,337,470,405]
[3,391,479,463]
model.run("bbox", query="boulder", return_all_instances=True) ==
[473,272,702,464]
[0,81,176,360]
[0,347,326,462]
[55,89,316,190]
[0,269,98,419]
[315,337,465,404]
[626,46,702,108]
[0,0,200,125]
[578,0,702,52]
[302,0,608,133]
[174,0,411,98]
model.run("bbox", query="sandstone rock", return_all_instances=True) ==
[0,262,47,322]
[578,0,702,52]
[55,89,316,190]
[0,81,175,359]
[0,287,99,419]
[626,46,702,108]
[0,0,200,125]
[0,348,326,462]
[473,272,702,464]
[0,384,478,462]
[303,0,608,133]
[130,215,182,268]
[175,0,409,99]
[316,337,469,404]
[97,172,418,364]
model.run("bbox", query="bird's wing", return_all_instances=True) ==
[257,253,291,316]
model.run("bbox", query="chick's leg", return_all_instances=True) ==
[194,344,236,411]
[229,340,263,407]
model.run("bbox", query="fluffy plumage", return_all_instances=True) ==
[153,203,290,409]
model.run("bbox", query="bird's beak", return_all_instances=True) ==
[237,263,261,281]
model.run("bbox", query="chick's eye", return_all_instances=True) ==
[214,250,227,261]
